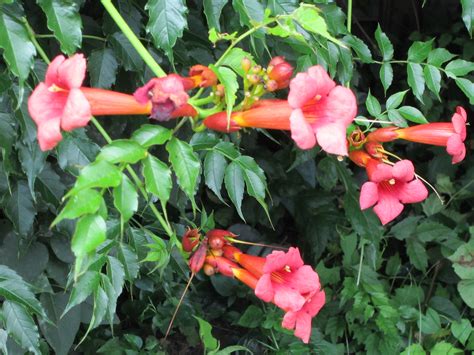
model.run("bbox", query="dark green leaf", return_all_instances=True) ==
[344,34,373,63]
[386,90,408,110]
[238,305,263,328]
[232,0,264,26]
[3,301,40,354]
[5,181,36,237]
[166,137,200,203]
[451,319,472,345]
[454,78,474,104]
[375,24,394,60]
[131,124,172,148]
[53,188,103,226]
[458,279,474,308]
[445,59,474,78]
[379,62,393,94]
[204,150,227,203]
[88,48,119,89]
[17,142,47,197]
[398,106,428,124]
[37,0,82,54]
[110,32,144,71]
[407,63,425,102]
[83,286,108,336]
[146,0,187,63]
[203,0,228,31]
[97,139,147,164]
[224,161,245,221]
[423,65,442,100]
[366,90,381,116]
[113,174,138,222]
[407,40,433,63]
[118,243,139,281]
[142,155,172,205]
[407,238,428,271]
[71,214,107,257]
[0,4,36,82]
[63,271,100,315]
[387,109,408,127]
[36,163,66,207]
[57,132,100,175]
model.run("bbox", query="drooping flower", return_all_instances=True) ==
[188,64,218,88]
[234,247,325,343]
[28,54,91,151]
[204,66,357,156]
[367,107,468,164]
[134,74,192,121]
[358,157,429,225]
[182,228,201,252]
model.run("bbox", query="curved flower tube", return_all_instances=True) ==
[367,107,468,164]
[204,66,357,156]
[350,151,429,225]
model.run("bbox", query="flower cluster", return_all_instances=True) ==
[183,229,325,343]
[28,54,217,150]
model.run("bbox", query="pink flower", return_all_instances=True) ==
[446,106,468,163]
[235,247,325,343]
[360,159,429,225]
[134,74,191,121]
[28,54,91,151]
[288,65,357,155]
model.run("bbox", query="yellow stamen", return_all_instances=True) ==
[48,84,66,93]
[388,178,396,185]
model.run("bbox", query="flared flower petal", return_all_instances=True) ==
[314,122,348,156]
[392,160,415,182]
[293,312,312,344]
[61,88,91,131]
[272,285,307,312]
[360,181,379,209]
[307,65,336,97]
[373,191,404,225]
[57,53,86,89]
[398,179,429,204]
[37,119,62,151]
[447,134,466,164]
[255,274,274,302]
[28,83,67,125]
[290,109,317,149]
[288,72,319,109]
[263,247,304,273]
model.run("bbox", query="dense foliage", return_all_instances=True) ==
[0,0,473,354]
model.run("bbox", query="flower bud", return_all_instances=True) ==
[210,248,224,257]
[203,112,241,133]
[203,263,215,276]
[267,56,293,89]
[247,74,261,85]
[251,65,262,74]
[215,84,225,97]
[365,142,385,159]
[222,245,242,261]
[182,228,201,252]
[265,80,278,92]
[366,127,399,143]
[241,57,252,73]
[189,64,218,88]
[189,239,208,273]
[205,255,239,277]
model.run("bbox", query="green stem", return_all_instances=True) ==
[189,95,215,107]
[91,118,174,237]
[36,34,107,42]
[347,0,353,33]
[100,0,166,77]
[23,18,50,64]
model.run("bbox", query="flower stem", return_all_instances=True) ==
[100,0,166,77]
[347,0,353,33]
[91,117,174,237]
[23,18,50,64]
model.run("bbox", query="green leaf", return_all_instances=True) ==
[131,124,172,148]
[0,4,36,83]
[218,48,255,77]
[400,344,426,355]
[235,156,266,200]
[3,301,40,354]
[407,238,428,271]
[146,0,187,63]
[166,137,201,203]
[5,180,36,237]
[451,319,472,345]
[36,163,66,207]
[375,24,394,60]
[232,0,264,26]
[211,65,238,123]
[449,240,474,279]
[366,90,381,116]
[118,243,139,281]
[57,132,100,175]
[0,265,47,318]
[17,142,47,198]
[398,106,428,124]
[53,188,103,226]
[386,90,408,110]
[407,40,433,63]
[238,305,263,328]
[37,0,82,54]
[423,65,442,100]
[379,62,393,94]
[387,109,408,127]
[416,221,455,242]
[63,271,100,315]
[224,161,245,221]
[344,34,373,64]
[194,316,218,352]
[71,214,107,257]
[113,174,138,222]
[110,32,144,71]
[293,4,344,46]
[430,342,463,355]
[97,139,147,164]
[203,0,228,31]
[88,48,119,89]
[445,59,474,77]
[142,155,172,206]
[66,160,122,197]
[427,48,455,67]
[407,63,425,102]
[454,78,474,104]
[82,286,108,337]
[461,0,474,36]
[204,151,227,203]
